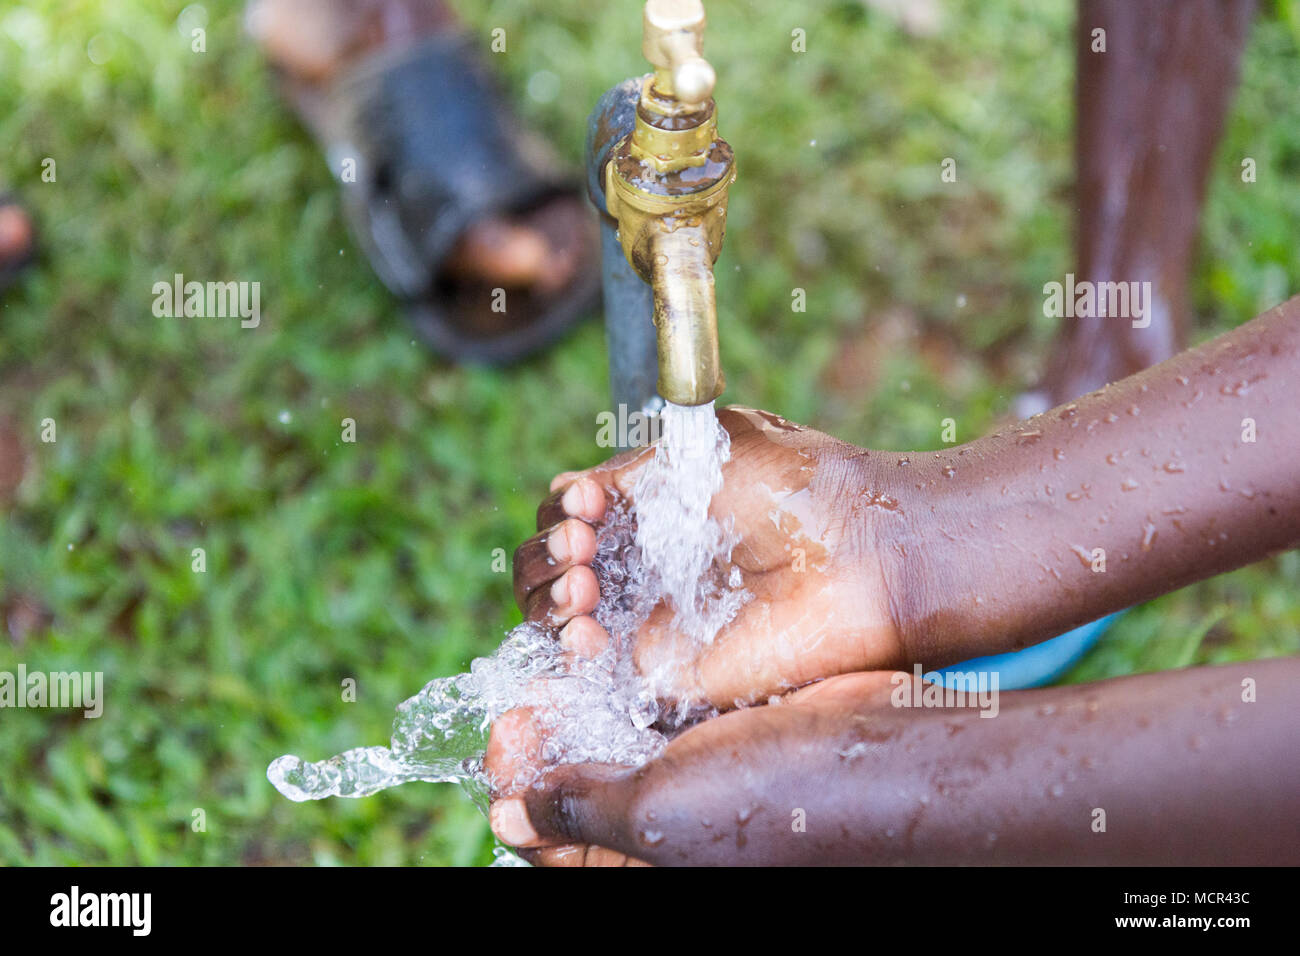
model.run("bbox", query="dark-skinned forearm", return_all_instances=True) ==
[880,297,1300,667]
[535,658,1298,865]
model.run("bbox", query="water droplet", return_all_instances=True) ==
[862,490,902,512]
[1141,521,1157,551]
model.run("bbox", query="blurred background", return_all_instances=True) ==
[0,0,1297,865]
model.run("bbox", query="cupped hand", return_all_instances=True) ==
[509,406,906,710]
[485,671,903,866]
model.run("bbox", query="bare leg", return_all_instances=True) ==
[1019,0,1254,415]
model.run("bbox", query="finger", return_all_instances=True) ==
[516,844,588,866]
[519,845,650,867]
[559,615,610,658]
[484,707,545,795]
[490,763,634,850]
[536,475,608,530]
[586,442,657,499]
[524,564,600,626]
[781,670,904,706]
[512,518,599,609]
[549,471,580,493]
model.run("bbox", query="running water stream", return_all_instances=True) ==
[267,402,747,824]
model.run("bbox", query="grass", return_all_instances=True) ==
[0,0,1297,865]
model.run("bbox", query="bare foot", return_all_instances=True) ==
[0,202,33,271]
[246,0,579,293]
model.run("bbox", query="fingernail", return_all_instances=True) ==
[551,573,570,607]
[558,619,580,648]
[490,798,540,847]
[561,481,585,515]
[550,470,579,493]
[547,522,571,563]
[560,618,607,658]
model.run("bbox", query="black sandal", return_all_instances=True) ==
[286,33,599,365]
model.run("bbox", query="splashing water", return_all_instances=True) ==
[267,401,747,816]
[633,402,748,646]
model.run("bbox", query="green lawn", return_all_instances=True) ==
[1,0,1297,865]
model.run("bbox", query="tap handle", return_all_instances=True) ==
[642,0,716,107]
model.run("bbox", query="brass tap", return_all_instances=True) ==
[604,0,736,406]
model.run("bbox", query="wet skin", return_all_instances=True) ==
[514,297,1300,693]
[513,406,899,708]
[246,0,582,293]
[1023,0,1254,411]
[492,295,1300,864]
[492,660,1300,866]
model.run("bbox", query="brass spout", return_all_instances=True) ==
[649,224,723,405]
[602,0,735,407]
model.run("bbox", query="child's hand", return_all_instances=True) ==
[510,405,906,709]
[487,658,1300,866]
[485,670,901,866]
[517,300,1300,699]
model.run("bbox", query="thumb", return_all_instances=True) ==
[490,763,638,851]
